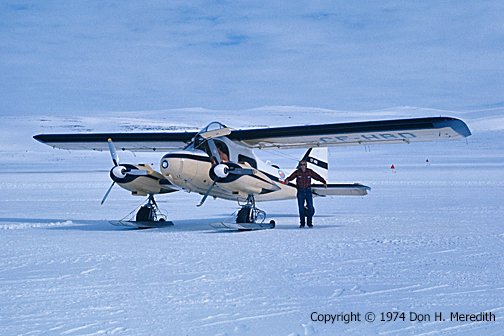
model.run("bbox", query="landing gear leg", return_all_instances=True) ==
[135,195,167,223]
[209,195,275,230]
[235,195,275,228]
[110,195,173,228]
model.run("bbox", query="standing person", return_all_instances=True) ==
[283,160,327,228]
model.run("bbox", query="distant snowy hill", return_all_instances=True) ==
[1,106,502,175]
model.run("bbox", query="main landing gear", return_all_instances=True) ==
[234,195,275,230]
[210,195,276,230]
[136,195,165,222]
[110,195,173,229]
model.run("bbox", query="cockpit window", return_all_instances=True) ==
[184,121,229,151]
[197,121,228,136]
[214,140,229,161]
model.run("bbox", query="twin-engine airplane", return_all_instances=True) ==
[34,116,471,229]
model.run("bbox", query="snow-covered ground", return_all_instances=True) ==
[1,108,503,335]
[3,1,504,334]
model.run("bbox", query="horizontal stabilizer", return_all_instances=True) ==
[312,183,370,196]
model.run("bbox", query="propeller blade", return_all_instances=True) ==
[101,181,116,205]
[197,181,217,207]
[107,138,119,166]
[206,138,221,164]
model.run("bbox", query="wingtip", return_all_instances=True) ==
[452,118,472,137]
[435,117,472,138]
[33,134,44,142]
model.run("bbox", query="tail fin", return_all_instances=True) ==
[301,148,328,181]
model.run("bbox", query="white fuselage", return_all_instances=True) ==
[160,138,297,202]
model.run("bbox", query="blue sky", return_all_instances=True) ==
[1,1,504,115]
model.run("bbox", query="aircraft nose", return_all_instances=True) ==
[161,150,205,180]
[160,155,182,176]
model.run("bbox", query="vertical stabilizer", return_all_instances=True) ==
[301,148,328,181]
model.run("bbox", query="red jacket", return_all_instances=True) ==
[285,168,326,189]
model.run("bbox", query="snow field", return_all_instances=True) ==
[1,161,503,335]
[1,110,503,335]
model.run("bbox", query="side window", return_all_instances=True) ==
[238,154,257,168]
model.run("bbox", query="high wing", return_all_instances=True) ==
[33,117,470,151]
[231,116,471,149]
[33,131,197,151]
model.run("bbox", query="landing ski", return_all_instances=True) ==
[110,220,174,229]
[210,220,275,231]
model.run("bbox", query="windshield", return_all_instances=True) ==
[199,121,228,134]
[183,121,229,150]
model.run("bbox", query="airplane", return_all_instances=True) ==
[33,116,471,230]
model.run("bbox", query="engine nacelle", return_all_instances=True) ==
[111,163,176,196]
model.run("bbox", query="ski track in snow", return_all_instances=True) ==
[1,112,503,335]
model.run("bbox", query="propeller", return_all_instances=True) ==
[101,138,149,205]
[197,180,218,207]
[107,138,119,166]
[196,137,253,207]
[101,181,116,205]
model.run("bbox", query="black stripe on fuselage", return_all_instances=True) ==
[247,171,274,185]
[162,153,212,162]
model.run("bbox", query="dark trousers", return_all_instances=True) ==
[297,188,314,226]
